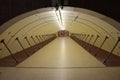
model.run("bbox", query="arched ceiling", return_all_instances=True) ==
[0,0,120,26]
[0,7,120,57]
[0,7,120,38]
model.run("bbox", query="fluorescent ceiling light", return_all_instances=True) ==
[54,7,65,30]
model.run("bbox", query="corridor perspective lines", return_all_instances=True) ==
[17,37,105,68]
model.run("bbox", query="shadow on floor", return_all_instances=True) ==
[71,36,120,67]
[0,37,56,67]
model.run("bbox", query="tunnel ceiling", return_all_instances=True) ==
[0,7,120,39]
[0,0,120,63]
[0,0,120,25]
[0,7,120,58]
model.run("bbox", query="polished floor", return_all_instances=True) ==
[0,67,120,80]
[17,37,105,68]
[0,37,120,80]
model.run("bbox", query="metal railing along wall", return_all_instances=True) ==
[0,34,57,66]
[71,33,120,66]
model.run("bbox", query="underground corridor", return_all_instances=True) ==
[0,3,120,80]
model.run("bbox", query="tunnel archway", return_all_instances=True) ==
[0,7,120,62]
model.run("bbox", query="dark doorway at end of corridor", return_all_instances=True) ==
[58,30,69,37]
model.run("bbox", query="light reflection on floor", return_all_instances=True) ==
[1,37,120,80]
[17,37,104,68]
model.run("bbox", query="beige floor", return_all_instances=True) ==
[0,37,120,80]
[17,37,104,68]
[0,67,120,80]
